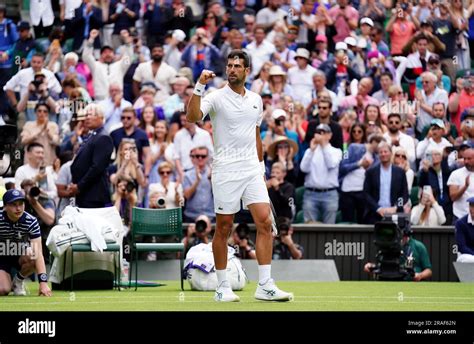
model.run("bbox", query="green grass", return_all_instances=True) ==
[2,281,473,312]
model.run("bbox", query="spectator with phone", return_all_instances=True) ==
[419,146,453,224]
[411,186,446,226]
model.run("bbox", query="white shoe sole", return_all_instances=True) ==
[214,295,241,302]
[255,292,294,302]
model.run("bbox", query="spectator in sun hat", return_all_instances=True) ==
[287,48,316,104]
[265,136,299,184]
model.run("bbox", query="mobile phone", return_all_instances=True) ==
[425,152,432,165]
[423,185,433,197]
[39,166,46,173]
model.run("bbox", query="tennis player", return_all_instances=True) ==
[187,50,293,302]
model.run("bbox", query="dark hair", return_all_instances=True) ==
[100,45,114,54]
[58,151,74,165]
[380,71,393,81]
[363,104,382,127]
[26,142,44,152]
[32,52,45,60]
[415,34,429,43]
[372,23,383,34]
[151,43,163,50]
[349,122,367,144]
[139,105,157,130]
[122,106,137,117]
[227,49,250,68]
[367,133,384,144]
[318,99,332,109]
[35,102,50,112]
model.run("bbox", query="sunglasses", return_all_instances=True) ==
[190,154,208,159]
[318,106,329,110]
[352,129,363,134]
[395,153,407,159]
[159,170,172,175]
[388,121,400,125]
[121,116,133,120]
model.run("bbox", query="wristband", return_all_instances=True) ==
[193,82,206,96]
[260,160,265,176]
[38,273,48,283]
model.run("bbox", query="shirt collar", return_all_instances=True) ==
[224,84,248,99]
[2,210,26,225]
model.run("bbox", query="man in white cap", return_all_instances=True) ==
[416,118,452,160]
[164,29,186,71]
[262,109,299,153]
[287,48,316,104]
[187,50,293,302]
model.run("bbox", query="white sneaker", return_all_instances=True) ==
[255,279,293,302]
[214,281,240,302]
[12,276,27,296]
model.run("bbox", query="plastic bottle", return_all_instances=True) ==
[121,259,129,284]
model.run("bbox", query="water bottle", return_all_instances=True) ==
[121,259,129,284]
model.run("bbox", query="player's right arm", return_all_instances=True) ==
[186,70,215,123]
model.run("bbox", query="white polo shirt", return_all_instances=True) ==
[173,127,214,172]
[200,85,263,173]
[447,166,474,218]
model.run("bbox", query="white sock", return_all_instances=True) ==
[258,265,271,285]
[216,269,227,286]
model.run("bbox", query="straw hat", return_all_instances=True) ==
[267,136,299,160]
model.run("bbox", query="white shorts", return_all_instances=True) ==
[211,170,270,214]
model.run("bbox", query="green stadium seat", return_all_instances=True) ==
[130,207,184,290]
[295,210,305,224]
[410,186,420,207]
[295,186,305,212]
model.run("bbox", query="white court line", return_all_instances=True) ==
[2,299,474,307]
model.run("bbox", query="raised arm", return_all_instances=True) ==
[186,70,215,123]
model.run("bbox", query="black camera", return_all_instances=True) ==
[371,214,414,281]
[274,118,282,126]
[29,186,41,198]
[235,223,249,240]
[195,219,207,233]
[126,181,135,193]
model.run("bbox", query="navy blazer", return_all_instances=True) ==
[71,4,103,51]
[339,143,379,182]
[363,163,409,215]
[71,128,114,206]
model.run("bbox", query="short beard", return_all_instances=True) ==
[388,127,399,134]
[228,76,245,87]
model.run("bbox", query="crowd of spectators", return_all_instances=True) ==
[2,0,474,264]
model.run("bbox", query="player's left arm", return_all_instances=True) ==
[31,237,52,296]
[256,126,263,162]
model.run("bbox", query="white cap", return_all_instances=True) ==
[272,109,287,120]
[335,42,348,51]
[360,17,374,27]
[172,29,186,42]
[357,37,368,49]
[295,48,310,60]
[344,37,357,47]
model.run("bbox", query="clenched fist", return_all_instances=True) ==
[199,70,216,85]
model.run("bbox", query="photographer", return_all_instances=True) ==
[364,222,433,282]
[273,217,303,260]
[113,175,137,228]
[183,215,212,254]
[0,190,52,297]
[19,179,56,264]
[228,223,256,260]
[109,138,146,193]
[16,71,58,123]
[148,162,183,209]
[410,187,446,226]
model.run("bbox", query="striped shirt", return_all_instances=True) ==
[0,211,41,242]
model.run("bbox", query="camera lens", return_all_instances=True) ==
[29,186,40,198]
[195,220,207,233]
[156,197,166,207]
[126,181,135,193]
